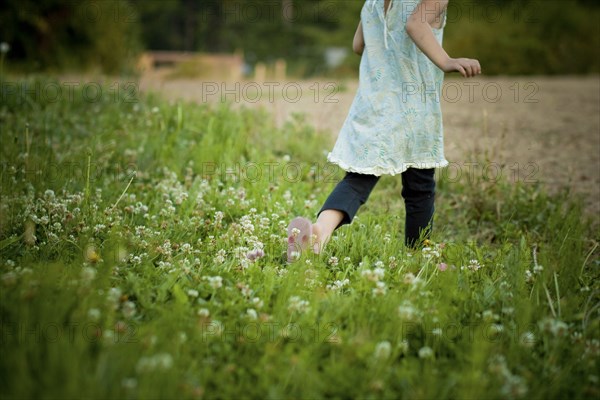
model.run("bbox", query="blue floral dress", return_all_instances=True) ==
[327,0,449,176]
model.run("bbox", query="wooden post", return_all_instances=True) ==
[275,59,287,81]
[255,62,267,82]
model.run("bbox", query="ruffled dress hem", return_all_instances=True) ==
[327,152,449,177]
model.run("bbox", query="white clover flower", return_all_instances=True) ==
[121,378,137,390]
[418,346,434,359]
[431,328,443,337]
[103,330,115,344]
[372,281,387,296]
[93,224,106,233]
[0,42,10,53]
[403,272,416,284]
[47,232,59,243]
[584,339,600,358]
[107,287,122,310]
[398,339,409,354]
[197,308,210,318]
[571,331,583,343]
[239,284,252,298]
[361,268,384,282]
[246,248,265,262]
[538,317,568,337]
[326,279,350,291]
[214,211,224,226]
[214,249,226,264]
[136,353,173,373]
[187,289,199,298]
[328,256,339,267]
[519,331,536,348]
[43,189,55,200]
[501,307,514,315]
[80,266,97,284]
[204,320,223,337]
[501,374,528,398]
[259,217,270,229]
[482,310,499,321]
[246,308,258,320]
[288,296,310,314]
[422,247,440,259]
[87,308,101,321]
[160,240,173,257]
[374,341,392,360]
[207,276,223,289]
[398,301,419,321]
[304,278,318,289]
[466,259,482,271]
[178,332,187,343]
[239,215,255,234]
[490,324,504,336]
[122,301,137,319]
[304,199,316,209]
[252,297,264,309]
[388,256,397,268]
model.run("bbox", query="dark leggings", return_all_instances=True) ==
[317,168,436,248]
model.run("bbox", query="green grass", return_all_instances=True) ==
[1,76,598,399]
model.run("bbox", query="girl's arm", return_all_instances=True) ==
[353,20,365,55]
[406,0,481,77]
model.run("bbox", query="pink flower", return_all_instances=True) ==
[437,262,448,272]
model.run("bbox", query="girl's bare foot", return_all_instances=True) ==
[287,210,343,260]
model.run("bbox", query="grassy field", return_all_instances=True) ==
[0,77,598,399]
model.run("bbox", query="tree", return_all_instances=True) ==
[0,0,140,73]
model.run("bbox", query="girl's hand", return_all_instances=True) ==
[443,58,482,78]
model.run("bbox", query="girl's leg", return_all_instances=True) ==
[401,167,436,248]
[313,172,380,252]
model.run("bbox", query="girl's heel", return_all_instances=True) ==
[286,217,313,263]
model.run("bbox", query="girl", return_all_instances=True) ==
[287,0,481,262]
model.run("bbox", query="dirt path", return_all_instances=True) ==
[139,74,600,217]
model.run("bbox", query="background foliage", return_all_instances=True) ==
[0,0,599,76]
